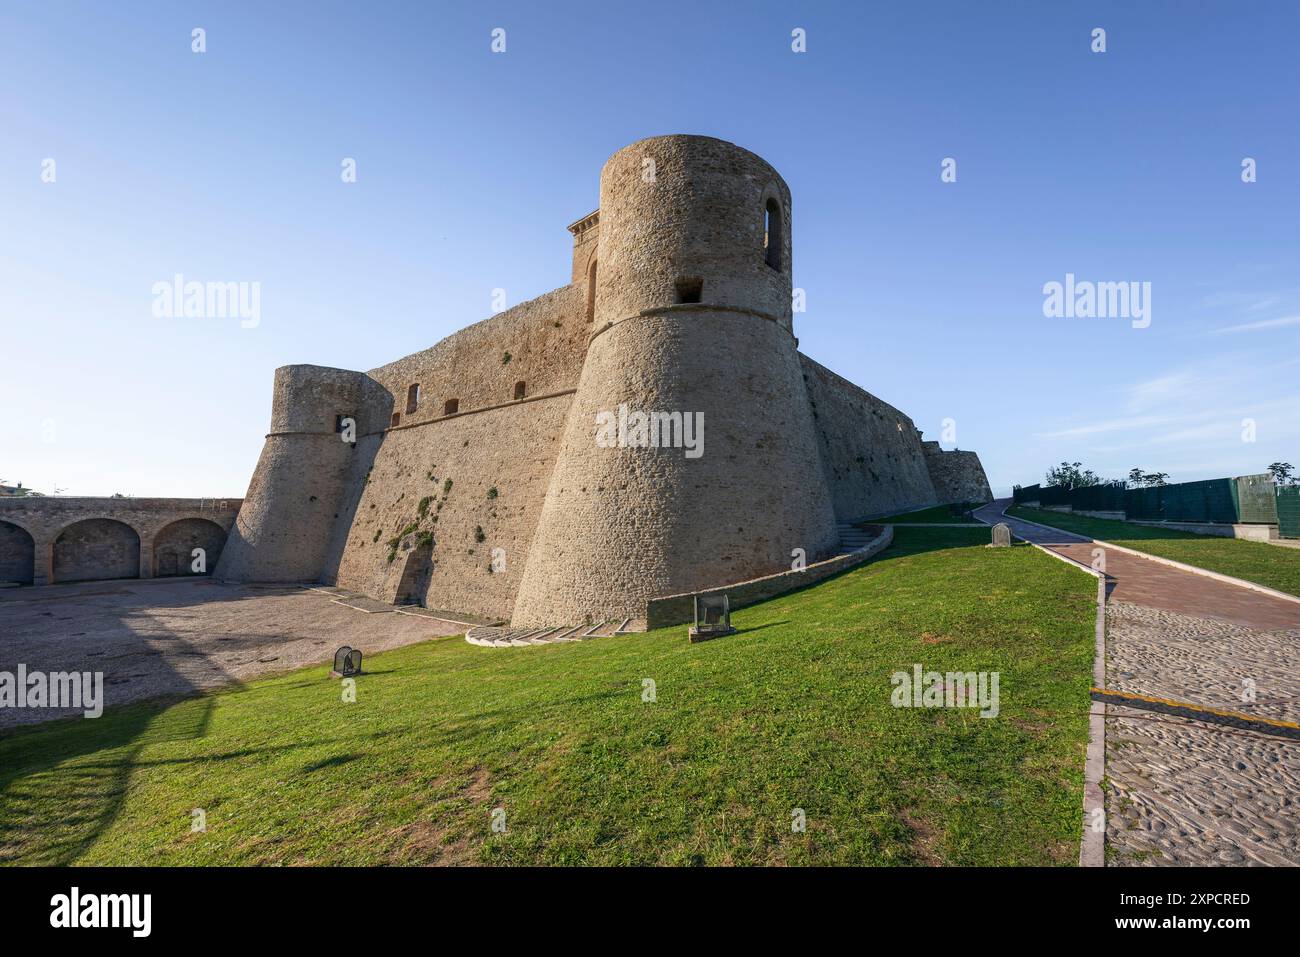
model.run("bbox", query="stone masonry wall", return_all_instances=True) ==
[325,394,574,620]
[800,356,939,520]
[316,283,590,619]
[922,442,993,505]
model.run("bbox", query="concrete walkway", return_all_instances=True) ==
[977,499,1300,866]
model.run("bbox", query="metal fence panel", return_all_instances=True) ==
[1235,474,1278,524]
[1278,487,1300,539]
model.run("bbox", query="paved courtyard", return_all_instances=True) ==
[978,500,1300,866]
[0,578,463,729]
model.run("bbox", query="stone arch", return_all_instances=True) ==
[153,517,228,577]
[52,518,141,583]
[0,520,35,586]
[394,536,433,606]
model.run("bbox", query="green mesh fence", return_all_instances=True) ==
[1158,478,1237,523]
[1278,488,1300,539]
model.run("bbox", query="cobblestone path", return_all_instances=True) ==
[975,500,1300,866]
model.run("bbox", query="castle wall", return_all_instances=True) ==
[314,283,590,619]
[922,442,993,505]
[800,356,939,520]
[325,394,574,620]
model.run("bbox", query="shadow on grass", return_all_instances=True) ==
[0,695,215,865]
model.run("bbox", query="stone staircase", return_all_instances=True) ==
[465,618,637,648]
[836,521,881,552]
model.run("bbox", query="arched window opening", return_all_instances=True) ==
[444,398,459,416]
[406,383,420,414]
[514,381,526,400]
[585,257,598,322]
[763,197,782,270]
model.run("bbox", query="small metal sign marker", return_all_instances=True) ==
[331,645,363,678]
[689,594,736,643]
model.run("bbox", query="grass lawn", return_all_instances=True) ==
[0,528,1096,867]
[1008,506,1300,598]
[865,504,981,524]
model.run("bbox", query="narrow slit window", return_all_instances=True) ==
[390,412,401,428]
[406,383,420,414]
[586,257,597,322]
[444,398,459,416]
[514,381,526,400]
[764,198,782,270]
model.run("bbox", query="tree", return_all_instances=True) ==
[1141,472,1169,487]
[1127,468,1145,489]
[1045,461,1103,490]
[1268,462,1295,486]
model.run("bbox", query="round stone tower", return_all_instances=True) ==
[215,364,364,582]
[510,135,839,627]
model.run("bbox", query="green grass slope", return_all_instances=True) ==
[0,528,1096,867]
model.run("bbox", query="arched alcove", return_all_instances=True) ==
[52,519,140,583]
[0,520,35,585]
[153,518,228,577]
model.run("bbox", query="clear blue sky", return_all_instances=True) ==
[3,1,1297,498]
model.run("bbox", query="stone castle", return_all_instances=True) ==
[213,135,991,630]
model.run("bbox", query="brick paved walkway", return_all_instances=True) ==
[976,499,1300,866]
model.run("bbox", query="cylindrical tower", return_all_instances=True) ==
[511,135,839,627]
[215,364,365,582]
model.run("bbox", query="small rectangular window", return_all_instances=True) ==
[444,398,459,416]
[390,412,401,428]
[406,383,420,414]
[675,277,703,304]
[514,381,526,400]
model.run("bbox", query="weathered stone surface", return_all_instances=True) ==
[218,135,992,628]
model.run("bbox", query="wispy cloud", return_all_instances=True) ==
[1035,415,1174,439]
[1207,314,1300,336]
